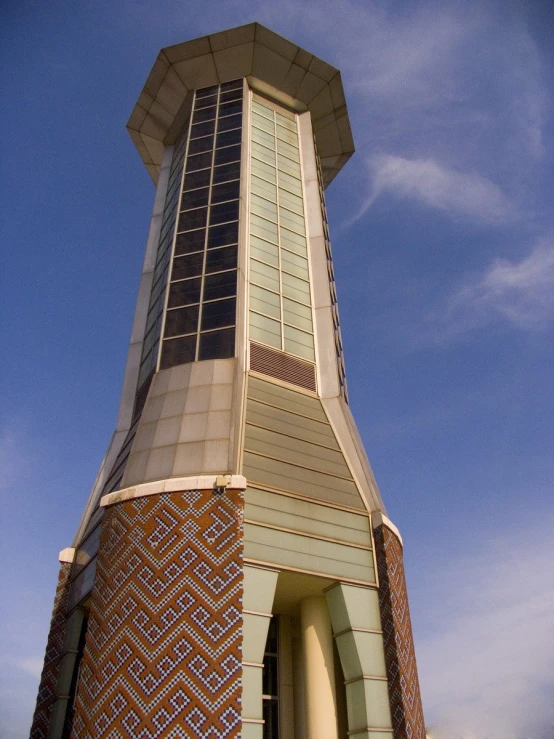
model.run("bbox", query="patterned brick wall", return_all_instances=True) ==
[30,562,72,739]
[71,489,243,738]
[374,524,425,739]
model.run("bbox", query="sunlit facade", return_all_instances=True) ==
[31,23,425,739]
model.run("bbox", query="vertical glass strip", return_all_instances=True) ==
[158,79,243,369]
[313,135,348,402]
[248,96,315,363]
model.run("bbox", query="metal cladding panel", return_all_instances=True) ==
[246,398,340,449]
[245,486,372,547]
[244,522,375,583]
[243,376,366,510]
[247,375,326,421]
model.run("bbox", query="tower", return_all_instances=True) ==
[31,23,425,739]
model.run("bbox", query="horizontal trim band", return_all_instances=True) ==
[101,475,247,507]
[245,481,368,515]
[371,512,403,547]
[59,547,76,564]
[244,519,372,551]
[243,557,377,588]
[333,627,383,638]
[243,609,273,618]
[344,675,388,685]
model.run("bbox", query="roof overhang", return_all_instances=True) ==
[127,23,354,188]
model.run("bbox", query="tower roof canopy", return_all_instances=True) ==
[127,23,354,187]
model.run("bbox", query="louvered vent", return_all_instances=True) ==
[249,342,317,392]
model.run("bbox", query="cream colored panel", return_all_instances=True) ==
[246,399,338,448]
[247,376,327,421]
[245,487,372,546]
[244,424,351,478]
[243,451,361,508]
[244,523,375,582]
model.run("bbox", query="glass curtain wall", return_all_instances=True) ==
[248,96,315,363]
[160,79,243,368]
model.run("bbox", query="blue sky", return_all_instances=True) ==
[1,1,553,737]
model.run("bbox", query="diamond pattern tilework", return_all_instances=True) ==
[374,524,426,739]
[71,489,243,738]
[30,562,72,738]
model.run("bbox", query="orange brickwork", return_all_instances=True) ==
[71,489,243,738]
[30,562,72,739]
[374,524,426,739]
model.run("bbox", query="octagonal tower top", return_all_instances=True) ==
[127,22,354,188]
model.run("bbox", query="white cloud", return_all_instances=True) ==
[365,154,515,224]
[244,0,546,227]
[443,238,554,333]
[417,514,554,738]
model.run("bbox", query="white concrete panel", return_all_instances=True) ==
[178,412,208,443]
[160,389,188,418]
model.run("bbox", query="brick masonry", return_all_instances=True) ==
[30,562,72,739]
[70,488,244,738]
[374,524,426,739]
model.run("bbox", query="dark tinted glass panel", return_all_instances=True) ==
[212,161,240,184]
[216,128,242,148]
[220,79,242,91]
[201,297,236,330]
[164,305,199,337]
[217,114,242,133]
[262,655,278,696]
[219,89,242,104]
[190,119,216,139]
[266,618,278,652]
[186,151,212,171]
[211,180,240,204]
[214,144,241,166]
[168,278,201,308]
[219,100,243,117]
[175,229,205,254]
[172,252,204,280]
[195,94,217,109]
[160,336,196,368]
[178,207,207,231]
[198,328,235,360]
[205,245,237,273]
[196,84,218,98]
[192,106,217,124]
[262,700,279,739]
[184,169,211,191]
[203,270,236,301]
[208,222,238,248]
[181,187,209,210]
[188,135,214,155]
[210,200,239,225]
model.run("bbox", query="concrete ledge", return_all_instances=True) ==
[371,512,403,547]
[100,474,247,507]
[58,547,76,564]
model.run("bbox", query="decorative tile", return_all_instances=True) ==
[30,562,72,738]
[71,489,243,738]
[374,525,425,739]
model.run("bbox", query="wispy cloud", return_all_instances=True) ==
[245,0,546,224]
[438,238,554,335]
[417,513,554,738]
[0,421,35,495]
[362,154,515,224]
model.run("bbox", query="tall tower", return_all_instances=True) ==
[31,23,425,739]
